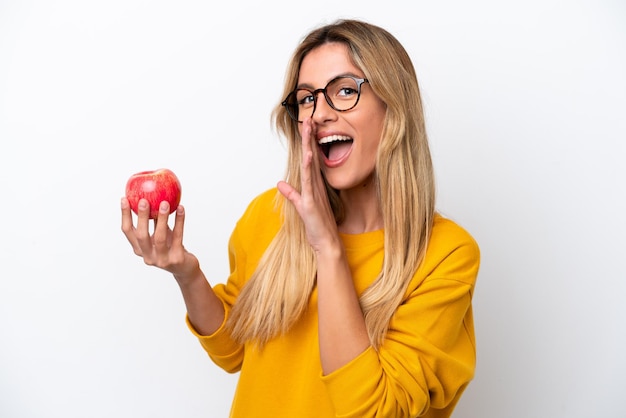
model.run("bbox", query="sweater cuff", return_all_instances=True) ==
[185,309,241,359]
[320,346,381,415]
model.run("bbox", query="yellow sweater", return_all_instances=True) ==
[187,188,480,418]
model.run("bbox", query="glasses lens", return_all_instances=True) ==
[326,77,361,111]
[284,77,363,122]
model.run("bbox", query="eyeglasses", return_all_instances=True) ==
[282,76,369,123]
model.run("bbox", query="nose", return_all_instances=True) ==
[311,90,336,122]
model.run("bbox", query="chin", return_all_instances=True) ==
[325,176,373,193]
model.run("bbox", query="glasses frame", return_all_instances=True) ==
[281,76,369,123]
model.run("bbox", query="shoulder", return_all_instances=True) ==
[431,215,479,251]
[417,215,481,286]
[233,187,282,240]
[240,187,281,219]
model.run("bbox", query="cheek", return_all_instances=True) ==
[361,99,386,135]
[361,111,385,151]
[359,129,382,164]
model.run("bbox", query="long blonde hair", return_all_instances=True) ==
[227,19,435,349]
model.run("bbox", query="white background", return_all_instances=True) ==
[1,1,625,417]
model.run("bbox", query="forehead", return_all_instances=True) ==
[298,42,362,86]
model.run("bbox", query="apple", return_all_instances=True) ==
[125,168,182,219]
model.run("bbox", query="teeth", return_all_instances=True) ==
[318,135,352,145]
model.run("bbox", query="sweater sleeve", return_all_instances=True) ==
[321,219,480,417]
[185,222,247,373]
[186,189,282,373]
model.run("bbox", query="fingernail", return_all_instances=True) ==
[138,199,148,210]
[160,201,169,213]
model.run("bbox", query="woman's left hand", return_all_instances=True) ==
[277,118,339,253]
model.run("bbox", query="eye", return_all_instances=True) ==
[296,90,315,108]
[328,77,360,101]
[337,86,358,97]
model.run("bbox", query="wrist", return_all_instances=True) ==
[314,238,345,263]
[173,265,203,287]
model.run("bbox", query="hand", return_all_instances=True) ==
[277,118,340,254]
[121,197,200,281]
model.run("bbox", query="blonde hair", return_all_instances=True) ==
[227,19,435,349]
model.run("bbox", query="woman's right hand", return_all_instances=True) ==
[121,197,200,281]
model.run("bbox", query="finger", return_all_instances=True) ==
[301,119,327,203]
[120,197,134,235]
[135,198,154,255]
[300,119,315,193]
[171,204,186,248]
[277,180,301,207]
[304,118,321,172]
[153,201,171,252]
[121,197,141,253]
[301,118,314,167]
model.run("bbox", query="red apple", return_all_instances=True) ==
[125,168,182,219]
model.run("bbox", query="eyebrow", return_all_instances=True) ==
[295,72,364,90]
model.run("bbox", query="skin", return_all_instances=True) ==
[277,42,386,372]
[121,42,387,375]
[287,43,386,235]
[121,198,225,336]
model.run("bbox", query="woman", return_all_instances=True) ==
[121,19,480,418]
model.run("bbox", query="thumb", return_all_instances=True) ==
[277,180,300,205]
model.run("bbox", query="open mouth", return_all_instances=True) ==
[318,135,353,160]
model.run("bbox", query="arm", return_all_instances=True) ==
[322,225,480,417]
[121,197,224,335]
[277,119,371,375]
[315,239,371,374]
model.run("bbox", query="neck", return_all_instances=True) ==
[337,177,383,234]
